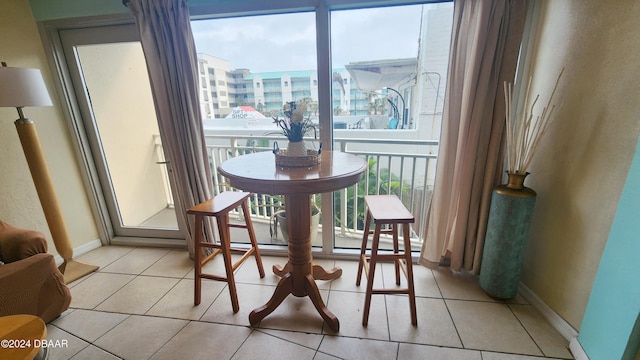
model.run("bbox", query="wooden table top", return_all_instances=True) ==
[0,314,46,360]
[218,150,366,195]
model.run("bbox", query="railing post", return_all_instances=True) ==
[340,188,347,236]
[197,133,438,248]
[231,137,239,158]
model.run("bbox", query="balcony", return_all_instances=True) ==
[152,130,438,253]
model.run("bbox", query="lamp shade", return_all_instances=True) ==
[0,66,53,107]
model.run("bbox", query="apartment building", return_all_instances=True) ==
[196,57,382,119]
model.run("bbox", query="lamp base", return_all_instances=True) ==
[59,260,99,284]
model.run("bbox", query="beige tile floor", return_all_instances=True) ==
[45,246,574,360]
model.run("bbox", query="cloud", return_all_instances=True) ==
[191,4,425,72]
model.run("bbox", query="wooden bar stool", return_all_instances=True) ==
[356,195,417,326]
[187,191,265,313]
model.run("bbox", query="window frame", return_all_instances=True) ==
[188,0,450,254]
[41,0,453,251]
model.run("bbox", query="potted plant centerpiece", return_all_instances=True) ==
[479,69,564,299]
[271,100,318,157]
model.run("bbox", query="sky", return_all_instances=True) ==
[190,4,426,73]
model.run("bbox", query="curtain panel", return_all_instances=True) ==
[420,0,528,273]
[124,0,214,258]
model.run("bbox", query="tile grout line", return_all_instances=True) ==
[79,273,138,312]
[380,264,393,342]
[67,304,567,360]
[51,314,129,359]
[142,274,184,317]
[507,302,547,358]
[432,269,466,349]
[229,326,259,359]
[255,328,325,353]
[66,247,570,359]
[132,247,174,276]
[195,281,228,322]
[145,319,191,360]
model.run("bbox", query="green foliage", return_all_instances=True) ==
[225,138,270,158]
[333,158,408,231]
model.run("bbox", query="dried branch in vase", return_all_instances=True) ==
[504,68,564,175]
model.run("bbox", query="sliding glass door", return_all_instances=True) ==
[190,2,452,253]
[329,3,452,251]
[190,12,321,248]
[60,24,183,240]
[51,0,453,251]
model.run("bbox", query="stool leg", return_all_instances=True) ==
[356,211,372,286]
[403,223,417,326]
[242,200,265,278]
[393,224,401,286]
[363,223,381,327]
[217,213,240,313]
[193,215,203,306]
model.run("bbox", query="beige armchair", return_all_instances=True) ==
[0,220,71,323]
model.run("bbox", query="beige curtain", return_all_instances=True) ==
[420,0,528,273]
[124,0,214,258]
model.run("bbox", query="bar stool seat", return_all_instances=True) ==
[187,191,265,313]
[356,195,417,326]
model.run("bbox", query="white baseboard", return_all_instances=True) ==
[570,337,589,360]
[53,239,103,264]
[518,283,589,359]
[518,283,578,340]
[73,239,104,257]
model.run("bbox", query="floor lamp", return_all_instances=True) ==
[0,62,99,284]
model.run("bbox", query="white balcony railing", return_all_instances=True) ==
[200,134,438,247]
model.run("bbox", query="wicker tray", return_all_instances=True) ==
[274,149,321,167]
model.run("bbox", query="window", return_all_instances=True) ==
[185,2,453,253]
[192,12,316,119]
[328,3,452,250]
[187,2,453,252]
[49,0,456,252]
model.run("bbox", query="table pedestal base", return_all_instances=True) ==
[249,262,342,331]
[248,193,347,331]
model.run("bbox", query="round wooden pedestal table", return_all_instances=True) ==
[219,150,366,331]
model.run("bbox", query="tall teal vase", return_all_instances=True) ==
[479,173,536,299]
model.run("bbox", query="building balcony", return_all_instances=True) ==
[150,128,439,254]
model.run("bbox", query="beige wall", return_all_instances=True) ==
[0,0,99,255]
[522,0,640,329]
